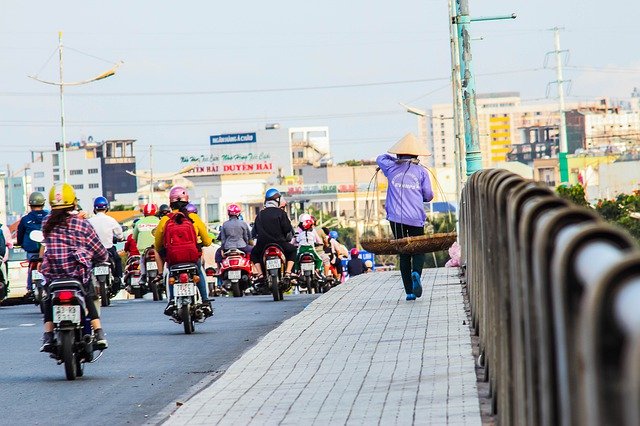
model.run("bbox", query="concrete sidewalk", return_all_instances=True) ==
[165,268,480,425]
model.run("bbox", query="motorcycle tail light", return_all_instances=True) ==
[57,290,75,303]
[169,277,176,285]
[20,261,30,268]
[230,259,239,266]
[265,247,281,256]
[206,269,215,276]
[179,273,189,283]
[193,275,200,283]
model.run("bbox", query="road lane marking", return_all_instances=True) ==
[0,328,8,331]
[18,323,36,327]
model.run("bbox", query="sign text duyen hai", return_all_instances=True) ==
[210,132,257,145]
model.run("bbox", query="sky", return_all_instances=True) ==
[1,0,638,173]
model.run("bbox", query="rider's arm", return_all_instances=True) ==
[112,218,124,242]
[17,218,25,246]
[219,223,227,244]
[132,224,139,242]
[242,222,251,245]
[154,216,169,251]
[190,214,212,247]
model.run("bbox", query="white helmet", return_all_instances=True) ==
[299,213,312,222]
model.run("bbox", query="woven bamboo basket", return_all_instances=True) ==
[360,238,400,255]
[394,232,457,254]
[361,233,457,255]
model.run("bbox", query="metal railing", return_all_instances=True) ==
[460,168,640,426]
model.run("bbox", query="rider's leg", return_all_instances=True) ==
[195,259,209,303]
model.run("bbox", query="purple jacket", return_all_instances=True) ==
[376,154,434,227]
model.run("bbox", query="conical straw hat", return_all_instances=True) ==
[388,133,431,156]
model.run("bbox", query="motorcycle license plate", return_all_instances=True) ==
[93,266,110,276]
[31,270,44,280]
[301,262,314,271]
[53,305,80,324]
[228,270,241,280]
[266,259,281,270]
[146,262,158,271]
[130,276,140,287]
[174,283,196,297]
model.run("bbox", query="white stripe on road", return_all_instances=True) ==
[0,328,8,331]
[18,323,36,327]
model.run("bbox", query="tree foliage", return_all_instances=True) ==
[595,190,640,241]
[556,184,590,207]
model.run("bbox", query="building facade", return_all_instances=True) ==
[30,139,137,207]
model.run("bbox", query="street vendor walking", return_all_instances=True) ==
[376,133,433,301]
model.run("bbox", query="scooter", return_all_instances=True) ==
[29,257,46,313]
[263,244,288,302]
[92,261,113,307]
[142,247,163,301]
[167,263,208,334]
[124,255,145,299]
[219,249,252,297]
[294,251,322,294]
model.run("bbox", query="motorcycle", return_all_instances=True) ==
[48,278,103,380]
[294,251,322,294]
[142,247,163,301]
[124,255,145,299]
[29,257,46,313]
[92,261,113,307]
[219,249,252,297]
[263,244,288,302]
[168,263,207,334]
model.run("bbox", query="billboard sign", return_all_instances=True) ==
[210,132,256,145]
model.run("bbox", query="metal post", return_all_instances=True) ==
[149,145,154,204]
[554,27,569,183]
[449,0,466,195]
[58,31,67,182]
[352,167,360,248]
[456,0,482,176]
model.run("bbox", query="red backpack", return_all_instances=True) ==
[163,212,200,264]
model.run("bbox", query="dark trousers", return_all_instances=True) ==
[108,247,123,281]
[390,221,425,294]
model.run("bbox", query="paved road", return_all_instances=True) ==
[0,293,317,425]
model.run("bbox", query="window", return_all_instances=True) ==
[35,187,45,192]
[34,172,45,178]
[298,169,303,176]
[88,168,99,174]
[69,169,83,176]
[292,169,297,176]
[297,151,304,158]
[72,184,84,190]
[89,183,100,189]
[52,154,59,167]
[291,152,295,159]
[53,174,60,182]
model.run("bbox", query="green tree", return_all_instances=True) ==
[556,184,590,207]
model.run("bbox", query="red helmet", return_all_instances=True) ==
[301,219,314,231]
[142,203,158,217]
[227,204,241,217]
[350,248,359,257]
[169,186,189,203]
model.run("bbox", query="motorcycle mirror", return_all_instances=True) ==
[30,230,44,243]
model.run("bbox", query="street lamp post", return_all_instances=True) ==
[29,32,122,183]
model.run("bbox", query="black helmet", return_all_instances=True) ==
[28,191,46,207]
[158,204,171,216]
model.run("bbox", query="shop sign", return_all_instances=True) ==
[210,132,256,145]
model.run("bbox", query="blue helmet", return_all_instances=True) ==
[329,230,338,239]
[93,196,109,211]
[265,188,281,202]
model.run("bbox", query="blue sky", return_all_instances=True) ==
[1,0,638,172]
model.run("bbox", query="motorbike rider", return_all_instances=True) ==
[157,204,171,218]
[40,184,109,352]
[87,196,124,292]
[124,219,141,257]
[293,213,332,281]
[327,230,348,281]
[17,191,49,294]
[133,203,160,285]
[153,186,212,316]
[215,204,252,265]
[346,248,367,277]
[250,188,296,283]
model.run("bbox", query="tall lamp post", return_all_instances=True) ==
[29,32,122,183]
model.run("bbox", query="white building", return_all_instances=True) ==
[30,139,138,208]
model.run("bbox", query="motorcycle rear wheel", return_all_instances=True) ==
[231,280,242,298]
[270,275,282,302]
[61,330,77,381]
[100,281,110,307]
[181,304,194,334]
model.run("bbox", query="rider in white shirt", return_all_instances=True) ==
[87,197,124,289]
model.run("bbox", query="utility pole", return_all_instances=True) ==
[455,0,482,176]
[352,166,360,248]
[149,145,154,204]
[29,32,122,183]
[448,0,466,195]
[552,27,569,183]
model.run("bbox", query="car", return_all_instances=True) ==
[1,247,30,304]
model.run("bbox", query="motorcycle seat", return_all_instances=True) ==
[169,263,198,272]
[49,279,83,291]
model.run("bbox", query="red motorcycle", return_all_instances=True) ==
[124,255,145,298]
[262,244,288,302]
[219,249,252,297]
